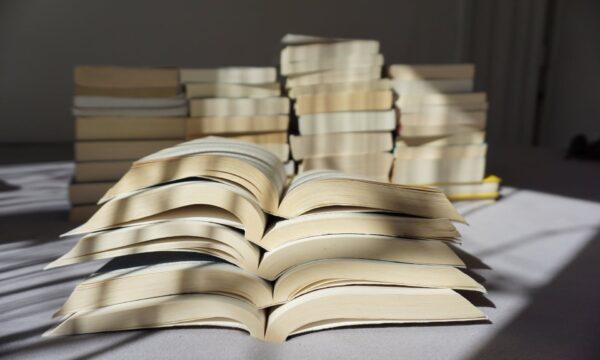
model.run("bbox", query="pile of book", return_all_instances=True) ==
[46,137,487,343]
[69,66,186,221]
[389,64,500,200]
[281,34,396,181]
[181,67,293,174]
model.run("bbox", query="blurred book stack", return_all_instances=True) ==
[180,67,293,175]
[70,66,186,222]
[281,34,396,181]
[388,64,500,200]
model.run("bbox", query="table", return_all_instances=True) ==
[1,146,599,359]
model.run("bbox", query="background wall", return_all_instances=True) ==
[0,0,467,143]
[1,0,598,149]
[539,0,600,149]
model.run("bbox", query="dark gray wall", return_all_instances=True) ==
[0,0,467,143]
[539,0,600,148]
[6,0,597,149]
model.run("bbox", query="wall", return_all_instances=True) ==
[0,0,467,143]
[539,0,600,149]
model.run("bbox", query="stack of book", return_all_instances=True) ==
[388,64,500,200]
[46,137,487,342]
[281,34,396,181]
[180,67,293,174]
[70,66,187,222]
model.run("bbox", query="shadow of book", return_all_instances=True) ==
[0,179,20,192]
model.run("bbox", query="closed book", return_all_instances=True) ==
[74,85,180,98]
[300,152,394,181]
[388,64,475,80]
[391,78,474,96]
[281,53,384,76]
[400,110,487,127]
[295,90,393,115]
[186,116,289,138]
[69,182,114,205]
[74,66,179,88]
[74,161,132,183]
[68,204,99,223]
[75,117,186,140]
[72,106,188,118]
[391,144,487,185]
[288,79,391,98]
[397,93,487,113]
[180,67,276,84]
[258,143,290,162]
[185,83,281,99]
[397,131,486,147]
[190,97,290,117]
[226,132,288,145]
[73,95,187,109]
[285,67,382,88]
[435,175,501,201]
[281,39,380,63]
[298,110,396,135]
[290,132,393,160]
[75,140,180,161]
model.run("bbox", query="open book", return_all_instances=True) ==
[47,137,487,343]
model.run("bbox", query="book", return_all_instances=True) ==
[74,66,179,88]
[295,90,393,115]
[46,284,485,342]
[289,132,394,160]
[285,66,382,87]
[391,144,487,185]
[180,67,277,85]
[281,33,368,45]
[189,97,290,117]
[388,64,475,80]
[69,182,114,205]
[226,132,288,144]
[68,204,99,223]
[264,142,289,162]
[299,152,394,182]
[397,93,486,114]
[75,117,186,140]
[47,137,486,342]
[72,106,188,117]
[391,78,474,96]
[400,110,487,127]
[288,79,391,98]
[90,138,461,219]
[74,86,180,98]
[51,219,463,275]
[400,120,486,138]
[74,161,133,182]
[397,131,486,147]
[73,66,180,98]
[226,134,290,162]
[185,83,281,99]
[435,175,501,201]
[49,257,483,312]
[75,140,180,161]
[73,95,187,108]
[298,109,397,135]
[281,39,380,63]
[281,53,384,76]
[185,116,289,138]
